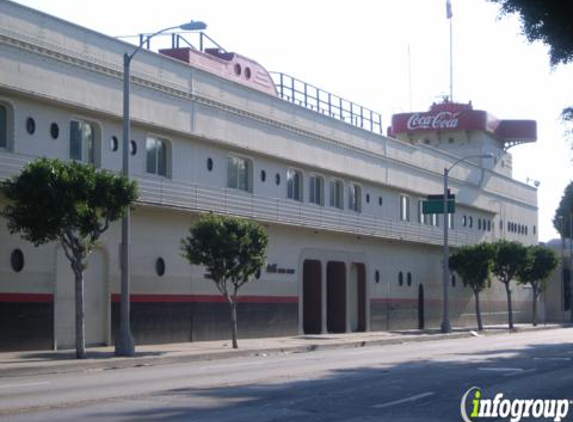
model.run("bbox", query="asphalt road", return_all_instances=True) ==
[1,328,573,421]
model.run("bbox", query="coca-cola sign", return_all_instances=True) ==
[406,111,460,130]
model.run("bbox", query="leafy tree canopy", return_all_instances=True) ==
[1,158,138,250]
[491,239,529,284]
[553,181,573,238]
[449,243,494,292]
[488,0,573,67]
[181,214,268,299]
[517,245,559,293]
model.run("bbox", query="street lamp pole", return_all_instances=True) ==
[441,153,494,334]
[115,20,207,357]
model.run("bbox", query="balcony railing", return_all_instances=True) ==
[0,152,481,247]
[270,72,384,135]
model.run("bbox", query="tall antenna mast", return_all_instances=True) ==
[447,0,453,101]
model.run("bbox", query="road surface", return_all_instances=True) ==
[1,328,573,421]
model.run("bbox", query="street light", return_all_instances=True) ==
[115,20,207,357]
[441,153,494,334]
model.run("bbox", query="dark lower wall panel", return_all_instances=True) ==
[0,303,53,351]
[112,301,298,345]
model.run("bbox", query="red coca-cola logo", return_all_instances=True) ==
[406,111,460,130]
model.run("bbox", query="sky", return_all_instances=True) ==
[9,0,573,242]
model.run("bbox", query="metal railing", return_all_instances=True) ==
[0,152,482,248]
[270,72,384,135]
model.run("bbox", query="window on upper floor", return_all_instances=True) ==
[330,179,344,210]
[69,119,97,165]
[287,168,303,201]
[0,104,7,149]
[400,195,410,221]
[146,136,169,177]
[348,183,361,212]
[309,175,324,206]
[227,155,252,192]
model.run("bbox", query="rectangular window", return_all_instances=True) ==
[400,195,410,221]
[329,180,344,210]
[309,175,324,206]
[227,156,252,192]
[418,199,424,224]
[348,183,361,212]
[146,136,168,177]
[69,119,94,164]
[287,169,303,201]
[0,105,7,149]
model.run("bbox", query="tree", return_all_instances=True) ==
[517,245,559,326]
[491,240,529,330]
[487,1,573,126]
[449,243,494,331]
[1,158,138,358]
[553,181,573,238]
[487,1,573,67]
[181,214,268,349]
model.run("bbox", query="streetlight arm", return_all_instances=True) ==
[126,20,207,63]
[447,153,494,173]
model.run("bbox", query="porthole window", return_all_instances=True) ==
[130,140,137,156]
[207,157,213,171]
[10,249,24,273]
[234,63,242,76]
[378,196,383,206]
[50,123,59,139]
[110,136,118,152]
[398,271,403,286]
[469,216,473,228]
[26,117,36,135]
[260,170,267,182]
[375,270,380,283]
[366,193,370,204]
[155,257,166,277]
[245,67,252,79]
[275,173,281,186]
[407,272,412,287]
[462,215,467,227]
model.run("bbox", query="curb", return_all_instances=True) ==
[0,325,565,378]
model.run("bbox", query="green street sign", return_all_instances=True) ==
[423,199,455,214]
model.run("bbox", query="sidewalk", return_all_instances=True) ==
[0,323,567,378]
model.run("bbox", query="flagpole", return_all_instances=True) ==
[447,0,453,102]
[449,9,453,101]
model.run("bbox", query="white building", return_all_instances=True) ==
[0,0,539,351]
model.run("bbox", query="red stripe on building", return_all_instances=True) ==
[110,294,298,304]
[0,293,54,303]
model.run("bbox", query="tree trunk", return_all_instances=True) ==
[474,289,483,331]
[504,281,514,330]
[532,287,538,327]
[229,299,239,349]
[73,263,86,359]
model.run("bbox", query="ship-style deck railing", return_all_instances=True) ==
[0,152,482,247]
[270,72,384,135]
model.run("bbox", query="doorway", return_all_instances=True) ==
[303,260,322,334]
